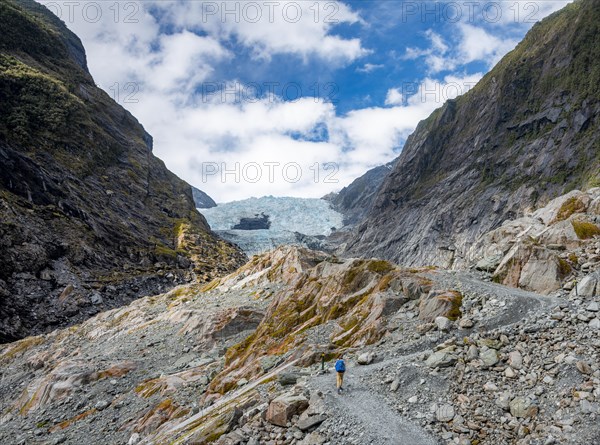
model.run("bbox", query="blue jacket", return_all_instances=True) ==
[335,359,346,372]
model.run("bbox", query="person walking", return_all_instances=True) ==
[335,355,346,394]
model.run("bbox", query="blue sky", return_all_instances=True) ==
[38,1,571,202]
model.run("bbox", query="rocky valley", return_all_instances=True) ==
[1,0,600,444]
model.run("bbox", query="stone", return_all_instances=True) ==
[357,352,374,365]
[589,318,600,329]
[128,433,141,445]
[466,345,479,361]
[483,381,498,391]
[580,399,596,414]
[297,414,327,431]
[260,356,281,372]
[304,392,326,417]
[576,361,593,375]
[278,373,298,386]
[508,351,523,370]
[237,378,248,387]
[435,316,453,331]
[436,404,455,422]
[509,397,538,418]
[90,293,103,305]
[542,375,554,385]
[480,349,499,368]
[266,394,309,427]
[298,432,326,445]
[587,302,599,312]
[476,255,502,272]
[459,318,474,329]
[505,367,517,378]
[173,353,197,369]
[572,275,598,298]
[390,379,400,392]
[425,351,458,368]
[418,290,462,323]
[95,400,110,411]
[496,392,512,411]
[408,396,418,403]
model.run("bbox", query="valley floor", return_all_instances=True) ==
[0,248,598,445]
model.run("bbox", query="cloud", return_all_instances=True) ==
[148,0,368,64]
[33,0,573,203]
[384,88,403,106]
[406,25,518,73]
[457,23,519,66]
[357,63,384,73]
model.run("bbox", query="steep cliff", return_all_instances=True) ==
[0,0,245,342]
[346,0,600,268]
[324,162,394,226]
[191,186,217,209]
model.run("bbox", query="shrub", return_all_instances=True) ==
[556,197,586,222]
[571,220,600,239]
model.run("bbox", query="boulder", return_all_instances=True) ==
[509,397,538,418]
[298,432,327,445]
[278,372,298,386]
[480,349,499,368]
[434,316,453,331]
[436,404,455,422]
[266,394,309,427]
[297,414,327,431]
[572,274,599,297]
[418,290,462,322]
[425,351,457,368]
[459,318,474,329]
[493,243,565,295]
[507,351,523,370]
[357,352,374,365]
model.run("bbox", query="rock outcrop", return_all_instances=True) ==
[345,0,600,268]
[470,188,600,294]
[324,161,394,226]
[0,0,245,341]
[191,186,217,209]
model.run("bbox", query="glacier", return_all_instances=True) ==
[199,196,344,256]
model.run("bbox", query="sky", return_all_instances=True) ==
[37,0,572,203]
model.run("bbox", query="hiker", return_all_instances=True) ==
[335,355,345,393]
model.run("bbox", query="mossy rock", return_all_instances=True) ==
[572,220,600,239]
[555,197,587,222]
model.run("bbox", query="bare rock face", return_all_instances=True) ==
[470,188,600,294]
[324,162,395,226]
[345,0,600,269]
[0,0,245,341]
[419,290,462,322]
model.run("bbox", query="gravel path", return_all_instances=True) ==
[305,271,561,445]
[311,367,439,445]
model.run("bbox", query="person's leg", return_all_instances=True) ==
[340,372,344,389]
[336,372,342,389]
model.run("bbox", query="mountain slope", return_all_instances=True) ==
[323,161,394,226]
[346,0,600,268]
[191,186,217,209]
[0,0,245,342]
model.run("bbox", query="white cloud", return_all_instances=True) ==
[33,0,572,203]
[357,63,384,73]
[457,24,519,67]
[384,88,403,106]
[148,0,367,64]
